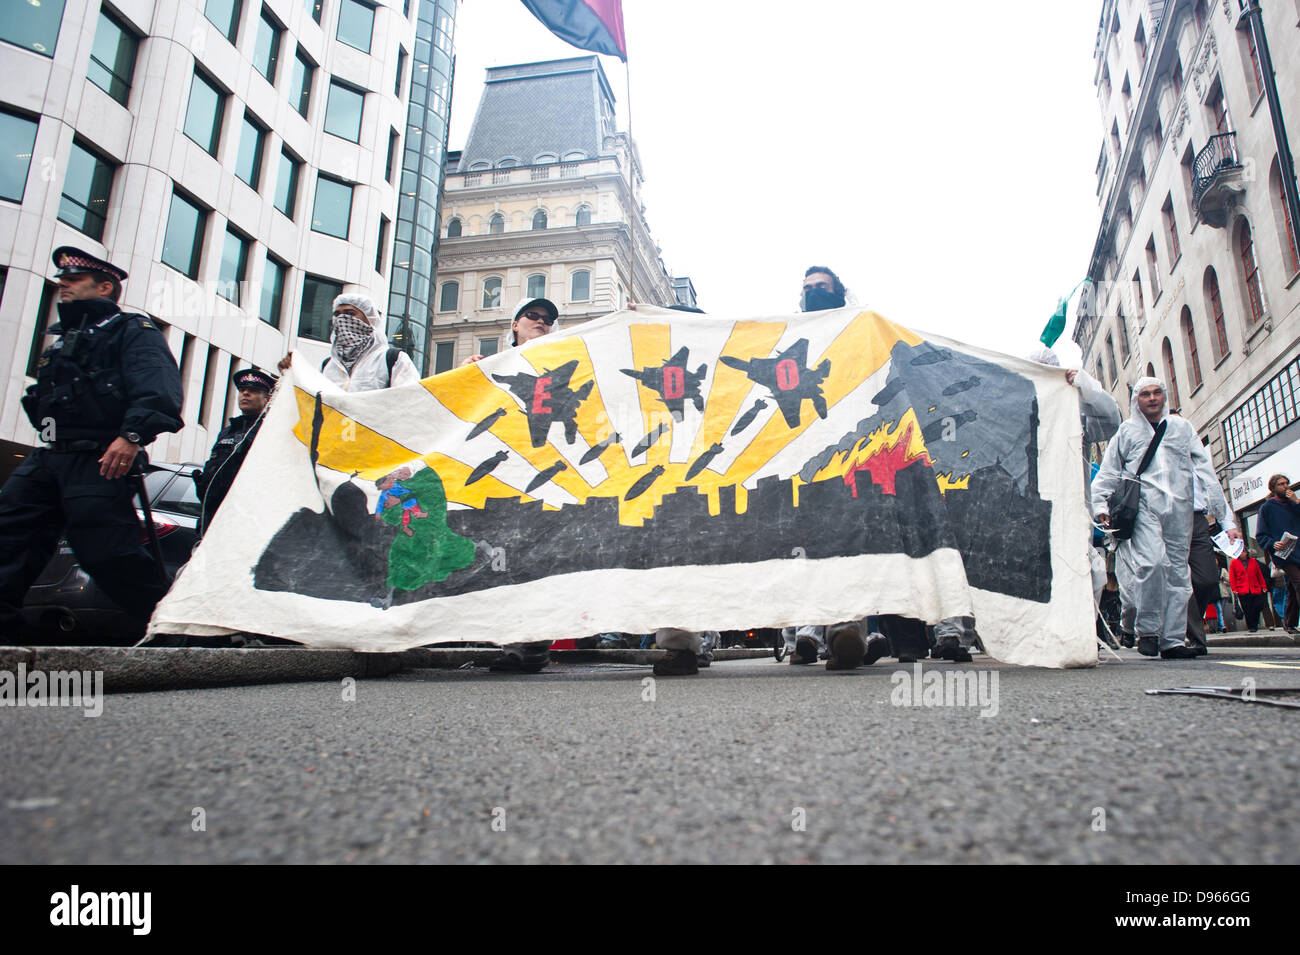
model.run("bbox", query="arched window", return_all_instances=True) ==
[1203,267,1230,360]
[445,217,461,238]
[574,204,592,227]
[533,153,557,164]
[1236,218,1265,321]
[1161,337,1181,410]
[1146,362,1156,379]
[532,210,547,230]
[482,276,502,309]
[562,151,586,161]
[526,273,546,299]
[488,213,504,234]
[570,269,590,302]
[496,158,517,168]
[1269,157,1300,275]
[468,161,490,171]
[437,280,459,312]
[1104,334,1118,386]
[1180,306,1203,391]
[1096,360,1108,389]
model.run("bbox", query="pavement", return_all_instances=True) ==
[3,645,1299,864]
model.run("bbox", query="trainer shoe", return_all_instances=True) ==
[1136,636,1159,657]
[653,648,698,676]
[789,635,819,665]
[863,633,889,665]
[1160,645,1199,660]
[826,623,867,670]
[932,635,973,663]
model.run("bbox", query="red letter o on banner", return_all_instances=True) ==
[775,359,800,391]
[662,365,685,400]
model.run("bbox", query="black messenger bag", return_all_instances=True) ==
[1107,420,1166,541]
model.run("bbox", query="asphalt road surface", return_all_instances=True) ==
[4,648,1299,864]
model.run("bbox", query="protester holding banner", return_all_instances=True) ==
[279,293,420,390]
[1093,377,1240,658]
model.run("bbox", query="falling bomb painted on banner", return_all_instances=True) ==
[151,306,1096,667]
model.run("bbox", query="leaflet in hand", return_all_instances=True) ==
[1212,530,1244,560]
[1279,532,1298,560]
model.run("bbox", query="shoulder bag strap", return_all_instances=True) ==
[1135,419,1167,476]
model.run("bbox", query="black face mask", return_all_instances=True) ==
[801,287,845,312]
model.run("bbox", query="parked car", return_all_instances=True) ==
[20,461,202,642]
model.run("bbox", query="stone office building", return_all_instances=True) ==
[1073,0,1300,535]
[430,56,692,372]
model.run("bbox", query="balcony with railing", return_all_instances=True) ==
[1192,132,1244,227]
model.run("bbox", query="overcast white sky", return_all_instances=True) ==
[447,0,1106,365]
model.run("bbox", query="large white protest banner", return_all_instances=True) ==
[150,306,1097,667]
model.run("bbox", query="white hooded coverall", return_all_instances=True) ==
[1091,376,1231,650]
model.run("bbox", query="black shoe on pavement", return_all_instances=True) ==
[1121,632,1136,649]
[1160,645,1199,659]
[826,623,866,671]
[654,648,698,676]
[932,635,973,663]
[863,633,889,665]
[789,635,818,665]
[1188,643,1208,657]
[1136,636,1159,657]
[897,653,919,664]
[489,646,550,673]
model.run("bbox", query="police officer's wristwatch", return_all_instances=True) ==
[121,431,143,445]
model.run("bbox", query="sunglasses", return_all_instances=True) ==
[518,310,556,325]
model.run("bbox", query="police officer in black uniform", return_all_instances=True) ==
[0,247,184,635]
[193,367,276,535]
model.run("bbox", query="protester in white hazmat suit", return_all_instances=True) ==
[1092,377,1239,658]
[279,293,421,390]
[1029,347,1120,605]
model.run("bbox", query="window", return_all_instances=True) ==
[395,48,407,96]
[570,269,590,302]
[57,140,114,240]
[1145,237,1161,299]
[253,8,282,83]
[1115,304,1131,364]
[161,191,207,279]
[385,128,399,183]
[478,337,499,358]
[324,81,364,142]
[488,213,504,234]
[87,9,138,105]
[1204,267,1230,360]
[1271,158,1300,276]
[375,215,389,274]
[1,110,40,203]
[1209,83,1231,136]
[184,70,225,156]
[235,114,266,189]
[337,0,374,53]
[1193,0,1208,34]
[274,147,300,218]
[575,205,591,227]
[1132,269,1145,320]
[437,281,459,312]
[1181,307,1203,392]
[1163,196,1181,263]
[303,0,322,24]
[217,228,249,305]
[1,0,65,55]
[434,341,454,374]
[445,217,462,238]
[526,273,546,299]
[259,254,285,328]
[532,210,547,230]
[1172,56,1184,94]
[298,275,342,341]
[1104,334,1118,386]
[1162,338,1182,410]
[203,0,241,43]
[1096,360,1108,389]
[481,277,502,309]
[290,48,314,117]
[1244,26,1264,100]
[1237,219,1265,322]
[311,174,353,239]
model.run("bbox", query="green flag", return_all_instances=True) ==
[1039,298,1067,348]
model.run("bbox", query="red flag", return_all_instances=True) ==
[520,0,627,61]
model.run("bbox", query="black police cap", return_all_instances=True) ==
[52,246,128,282]
[232,368,277,393]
